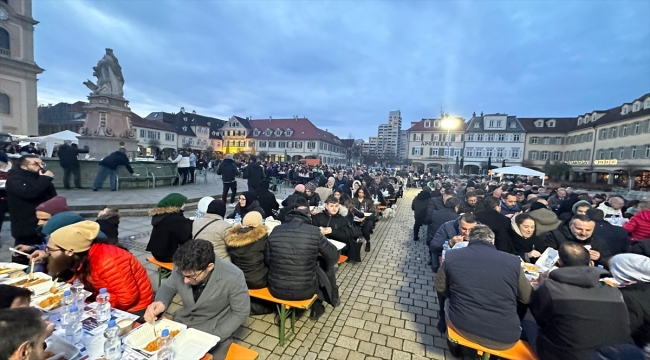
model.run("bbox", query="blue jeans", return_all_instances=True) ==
[93,165,117,190]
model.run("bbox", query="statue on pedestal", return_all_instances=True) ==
[83,48,125,98]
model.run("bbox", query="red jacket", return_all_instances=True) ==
[85,243,153,312]
[623,209,650,241]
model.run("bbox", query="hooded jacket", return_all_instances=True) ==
[265,209,339,300]
[528,208,561,236]
[217,158,239,183]
[227,195,265,219]
[99,151,134,172]
[530,266,632,360]
[254,181,279,219]
[541,221,611,266]
[192,213,232,261]
[623,209,650,241]
[426,208,459,246]
[146,206,192,262]
[6,166,57,240]
[411,190,431,223]
[225,225,268,289]
[243,161,264,188]
[312,208,355,245]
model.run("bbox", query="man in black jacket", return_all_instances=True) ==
[265,208,339,320]
[474,197,511,251]
[586,208,630,256]
[243,156,264,192]
[6,155,57,263]
[542,215,611,266]
[312,195,359,262]
[217,154,240,205]
[57,141,89,189]
[530,243,632,360]
[458,191,478,214]
[411,186,431,241]
[92,148,134,191]
[425,187,454,225]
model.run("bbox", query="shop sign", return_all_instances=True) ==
[420,141,452,146]
[565,161,591,165]
[594,159,617,165]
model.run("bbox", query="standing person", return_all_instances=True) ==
[187,148,196,183]
[217,154,240,206]
[92,148,134,191]
[146,193,193,262]
[57,140,89,189]
[411,186,432,241]
[243,156,264,192]
[6,155,56,264]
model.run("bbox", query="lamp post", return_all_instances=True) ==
[441,117,455,174]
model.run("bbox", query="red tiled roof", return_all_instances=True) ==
[247,118,342,144]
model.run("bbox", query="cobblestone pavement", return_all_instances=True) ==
[0,188,462,359]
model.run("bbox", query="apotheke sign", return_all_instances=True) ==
[420,141,452,147]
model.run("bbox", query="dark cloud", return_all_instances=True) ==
[35,0,650,139]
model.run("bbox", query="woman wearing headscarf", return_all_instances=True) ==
[501,213,543,263]
[192,199,232,261]
[305,182,321,207]
[146,193,192,262]
[610,254,650,347]
[227,191,265,219]
[225,211,274,314]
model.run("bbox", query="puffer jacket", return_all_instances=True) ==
[146,207,193,262]
[86,243,153,312]
[265,210,339,300]
[225,225,269,289]
[411,190,431,223]
[227,200,265,219]
[624,209,650,241]
[312,208,355,244]
[217,158,239,183]
[192,213,232,261]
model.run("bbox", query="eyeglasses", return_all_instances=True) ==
[45,246,64,255]
[239,197,246,201]
[29,161,45,168]
[181,269,205,282]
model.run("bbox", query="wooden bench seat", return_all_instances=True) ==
[147,256,174,286]
[447,324,538,360]
[225,343,258,360]
[248,287,317,346]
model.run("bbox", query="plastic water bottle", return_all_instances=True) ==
[442,241,450,261]
[60,290,75,325]
[71,279,85,308]
[157,329,174,360]
[96,288,111,324]
[103,320,122,360]
[64,305,82,344]
[234,213,241,225]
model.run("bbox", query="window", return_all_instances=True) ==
[473,123,480,128]
[529,151,538,160]
[510,122,516,128]
[540,151,549,160]
[619,147,625,159]
[611,127,617,138]
[530,137,538,144]
[622,105,628,115]
[513,134,522,142]
[585,149,591,160]
[488,120,494,127]
[577,117,583,125]
[285,130,293,136]
[278,141,286,148]
[476,134,483,141]
[608,148,614,159]
[269,141,276,148]
[496,149,504,157]
[553,151,561,161]
[0,27,9,55]
[485,148,493,157]
[248,141,255,147]
[510,148,520,158]
[543,137,550,144]
[587,133,593,141]
[622,124,628,136]
[275,129,282,136]
[645,145,650,158]
[424,121,430,128]
[412,147,422,155]
[307,141,316,149]
[444,148,450,156]
[633,103,640,111]
[475,149,483,157]
[554,137,563,145]
[433,121,440,128]
[496,120,502,127]
[414,133,422,141]
[597,150,603,160]
[465,148,474,157]
[634,122,640,134]
[139,129,145,138]
[599,129,607,140]
[264,130,271,136]
[259,141,266,148]
[253,130,260,136]
[497,134,505,142]
[645,99,650,109]
[487,134,494,141]
[454,148,461,156]
[577,150,583,160]
[631,146,637,158]
[165,133,174,141]
[535,120,543,127]
[578,134,584,143]
[547,120,555,127]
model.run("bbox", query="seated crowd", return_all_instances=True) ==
[412,176,650,359]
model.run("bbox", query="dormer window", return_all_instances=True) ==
[265,129,272,136]
[622,105,629,115]
[577,117,583,125]
[424,121,430,128]
[510,122,516,128]
[547,120,556,127]
[645,99,650,109]
[535,120,544,127]
[473,123,479,128]
[633,103,640,111]
[153,113,158,118]
[182,126,187,131]
[275,129,282,136]
[207,122,211,126]
[211,131,217,136]
[433,121,440,128]
[183,117,188,122]
[254,130,260,136]
[285,130,293,136]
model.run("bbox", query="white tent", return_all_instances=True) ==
[20,130,80,157]
[491,166,546,186]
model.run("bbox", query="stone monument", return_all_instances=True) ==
[77,48,138,159]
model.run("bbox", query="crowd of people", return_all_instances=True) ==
[411,173,650,359]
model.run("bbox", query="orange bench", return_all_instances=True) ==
[248,287,317,346]
[225,343,259,360]
[447,324,538,360]
[376,205,387,212]
[338,255,348,264]
[147,256,174,286]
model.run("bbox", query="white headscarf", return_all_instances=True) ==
[610,254,650,286]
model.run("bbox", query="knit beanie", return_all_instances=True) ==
[305,182,317,192]
[529,201,548,212]
[207,199,226,217]
[49,221,100,253]
[36,196,69,217]
[295,184,305,193]
[157,193,187,208]
[466,180,476,188]
[42,211,84,236]
[572,200,592,214]
[242,211,263,228]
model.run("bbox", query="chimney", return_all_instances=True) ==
[472,111,476,117]
[480,111,484,117]
[192,110,196,114]
[269,116,272,120]
[180,107,185,114]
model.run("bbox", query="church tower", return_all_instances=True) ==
[0,0,43,135]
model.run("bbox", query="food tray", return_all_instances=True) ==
[5,272,53,295]
[0,262,28,278]
[364,212,373,217]
[44,334,80,360]
[123,319,187,355]
[172,328,220,360]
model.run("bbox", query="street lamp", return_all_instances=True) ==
[441,117,455,174]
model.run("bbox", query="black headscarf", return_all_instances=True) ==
[207,200,226,217]
[242,191,257,208]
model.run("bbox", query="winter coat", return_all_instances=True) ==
[598,202,623,221]
[99,151,133,172]
[312,209,355,245]
[530,266,632,360]
[225,225,269,289]
[499,200,520,216]
[528,208,562,236]
[411,190,431,223]
[474,209,510,248]
[458,200,476,214]
[6,167,57,240]
[547,195,566,212]
[192,214,232,261]
[217,158,239,183]
[86,243,154,312]
[265,210,339,300]
[96,215,119,243]
[502,223,543,262]
[57,144,88,169]
[243,161,264,188]
[630,239,650,258]
[227,200,265,219]
[255,188,279,219]
[593,220,630,256]
[425,196,445,224]
[146,207,193,262]
[426,208,459,246]
[306,192,321,207]
[619,282,650,347]
[430,218,462,255]
[351,197,375,215]
[623,209,650,241]
[542,222,611,266]
[282,191,307,207]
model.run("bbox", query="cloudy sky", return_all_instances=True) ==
[35,0,649,139]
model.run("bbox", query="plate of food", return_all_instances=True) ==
[521,263,540,273]
[31,284,91,312]
[5,273,53,295]
[44,335,79,360]
[123,319,186,355]
[0,263,28,279]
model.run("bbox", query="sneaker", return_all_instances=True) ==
[92,188,98,191]
[365,242,370,252]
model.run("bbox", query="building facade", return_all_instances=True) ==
[131,113,179,159]
[398,130,407,162]
[406,117,465,173]
[0,0,42,135]
[37,101,86,135]
[463,113,526,174]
